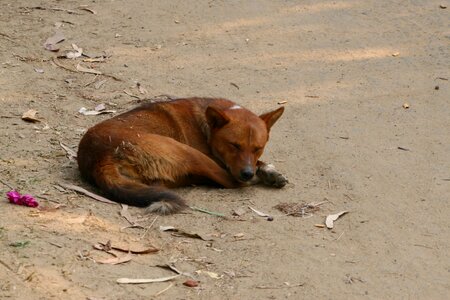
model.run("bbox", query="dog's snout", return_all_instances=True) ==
[239,167,254,181]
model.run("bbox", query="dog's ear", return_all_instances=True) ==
[206,106,230,129]
[259,107,284,131]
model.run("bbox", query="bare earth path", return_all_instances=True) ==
[0,1,449,299]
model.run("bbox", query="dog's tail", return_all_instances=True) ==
[90,162,187,215]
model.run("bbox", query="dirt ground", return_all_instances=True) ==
[1,0,449,299]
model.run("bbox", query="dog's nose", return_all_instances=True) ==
[239,167,254,181]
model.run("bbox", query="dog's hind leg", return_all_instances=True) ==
[118,134,238,187]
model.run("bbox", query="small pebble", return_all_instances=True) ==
[267,216,274,221]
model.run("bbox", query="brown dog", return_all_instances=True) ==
[77,97,287,214]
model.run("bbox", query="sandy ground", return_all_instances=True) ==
[1,0,449,299]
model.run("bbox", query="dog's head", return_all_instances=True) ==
[206,104,284,183]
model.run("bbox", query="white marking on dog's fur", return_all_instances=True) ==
[229,105,242,110]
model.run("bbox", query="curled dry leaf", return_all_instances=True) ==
[79,107,116,116]
[97,252,133,265]
[21,109,40,123]
[325,211,348,229]
[64,44,83,59]
[79,6,97,14]
[43,31,65,51]
[248,206,271,218]
[96,241,158,254]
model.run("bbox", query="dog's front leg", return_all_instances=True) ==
[254,161,288,188]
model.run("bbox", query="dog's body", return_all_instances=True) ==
[77,97,287,214]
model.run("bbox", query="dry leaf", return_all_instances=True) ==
[34,68,44,73]
[96,241,158,254]
[325,211,348,229]
[79,6,97,14]
[232,207,247,216]
[117,275,179,284]
[137,83,148,94]
[196,270,222,279]
[120,204,143,227]
[64,43,83,59]
[183,280,199,287]
[402,103,410,109]
[59,142,77,160]
[159,226,214,241]
[274,202,322,217]
[94,79,107,89]
[391,52,400,57]
[156,263,195,278]
[83,57,105,63]
[97,252,132,265]
[234,233,245,239]
[95,103,106,111]
[58,183,116,204]
[248,206,272,218]
[76,63,102,75]
[21,109,40,123]
[78,107,116,116]
[43,31,65,51]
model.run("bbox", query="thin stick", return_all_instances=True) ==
[51,57,121,81]
[58,183,117,204]
[140,216,159,239]
[154,283,174,297]
[0,179,14,190]
[335,231,345,241]
[190,206,225,217]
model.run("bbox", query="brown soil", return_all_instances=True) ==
[1,1,449,299]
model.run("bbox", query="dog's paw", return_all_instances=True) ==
[257,164,288,188]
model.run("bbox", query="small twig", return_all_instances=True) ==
[190,206,226,217]
[154,283,174,297]
[0,178,14,190]
[0,259,13,271]
[48,241,63,248]
[230,82,240,89]
[140,216,158,239]
[123,90,142,99]
[335,231,345,241]
[255,283,305,289]
[413,244,433,249]
[58,183,117,205]
[343,194,353,201]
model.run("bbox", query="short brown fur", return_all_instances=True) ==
[77,97,287,214]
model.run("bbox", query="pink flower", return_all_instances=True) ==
[7,191,22,204]
[6,190,39,207]
[20,194,39,207]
